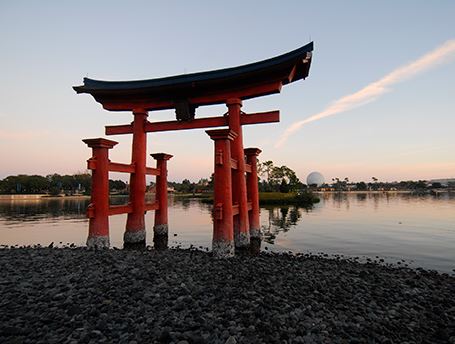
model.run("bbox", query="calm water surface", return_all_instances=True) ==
[0,193,454,272]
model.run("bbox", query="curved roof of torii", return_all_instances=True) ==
[73,42,313,111]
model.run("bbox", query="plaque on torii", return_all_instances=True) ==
[74,42,313,257]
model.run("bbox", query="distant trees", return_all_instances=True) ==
[260,161,274,185]
[0,175,49,194]
[356,181,368,191]
[109,179,127,192]
[0,173,128,195]
[168,177,212,194]
[325,177,444,192]
[331,177,351,191]
[2,171,446,196]
[46,173,92,195]
[258,160,302,193]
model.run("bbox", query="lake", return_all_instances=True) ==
[0,193,454,273]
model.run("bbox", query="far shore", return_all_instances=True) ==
[314,190,413,194]
[0,189,452,201]
[0,194,91,201]
[314,189,453,194]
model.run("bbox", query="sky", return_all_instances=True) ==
[0,1,454,183]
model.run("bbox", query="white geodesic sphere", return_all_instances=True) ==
[306,172,325,186]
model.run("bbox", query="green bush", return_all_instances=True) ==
[259,191,319,206]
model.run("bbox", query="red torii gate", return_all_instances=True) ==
[74,42,313,257]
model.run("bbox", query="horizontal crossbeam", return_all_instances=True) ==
[231,158,238,170]
[146,167,160,176]
[232,202,253,216]
[87,202,159,218]
[145,202,159,211]
[105,111,279,135]
[105,123,132,136]
[109,162,135,173]
[109,204,133,216]
[87,160,159,176]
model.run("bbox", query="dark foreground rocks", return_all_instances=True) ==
[0,248,454,344]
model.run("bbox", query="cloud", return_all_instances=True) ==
[276,39,455,148]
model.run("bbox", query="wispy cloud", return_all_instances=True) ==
[276,39,455,148]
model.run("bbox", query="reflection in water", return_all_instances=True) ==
[0,198,90,222]
[356,193,367,202]
[174,196,192,210]
[0,193,454,272]
[0,195,202,223]
[262,206,303,244]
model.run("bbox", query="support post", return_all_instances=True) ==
[125,109,148,248]
[206,129,237,258]
[83,138,118,248]
[227,98,250,251]
[245,148,262,240]
[151,153,173,250]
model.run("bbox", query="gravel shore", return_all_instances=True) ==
[0,247,454,344]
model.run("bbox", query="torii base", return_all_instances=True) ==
[87,235,110,249]
[123,230,146,250]
[154,224,169,250]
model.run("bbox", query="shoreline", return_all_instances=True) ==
[0,194,90,201]
[0,189,453,201]
[1,247,454,343]
[314,189,454,194]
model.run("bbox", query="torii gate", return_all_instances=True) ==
[74,42,313,257]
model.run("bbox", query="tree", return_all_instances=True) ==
[279,180,290,193]
[269,166,284,187]
[356,181,368,191]
[332,177,343,191]
[26,175,48,193]
[73,173,92,194]
[109,179,127,192]
[268,165,301,192]
[415,180,427,189]
[259,160,274,184]
[179,179,194,193]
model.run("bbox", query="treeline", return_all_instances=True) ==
[169,178,212,194]
[327,177,450,192]
[0,174,127,195]
[168,160,306,194]
[0,173,213,196]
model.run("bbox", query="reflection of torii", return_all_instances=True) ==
[263,207,302,244]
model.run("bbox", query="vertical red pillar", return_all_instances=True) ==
[227,98,250,251]
[245,148,262,240]
[83,138,118,248]
[151,153,173,249]
[125,109,148,247]
[206,129,237,258]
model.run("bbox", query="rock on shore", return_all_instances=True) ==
[0,247,454,343]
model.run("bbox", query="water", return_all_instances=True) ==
[0,193,454,272]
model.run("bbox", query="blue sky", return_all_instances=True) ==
[0,1,454,182]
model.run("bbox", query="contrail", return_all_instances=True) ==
[275,39,455,148]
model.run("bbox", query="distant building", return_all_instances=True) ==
[429,178,455,187]
[307,172,325,187]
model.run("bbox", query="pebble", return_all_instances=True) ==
[0,247,454,343]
